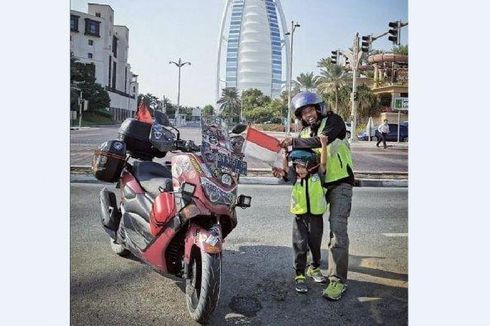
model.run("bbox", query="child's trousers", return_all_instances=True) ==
[292,213,324,275]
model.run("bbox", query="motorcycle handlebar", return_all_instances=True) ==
[174,139,200,152]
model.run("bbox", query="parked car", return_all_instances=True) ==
[358,123,408,142]
[345,122,352,139]
[357,128,376,141]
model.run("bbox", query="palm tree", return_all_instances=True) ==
[294,72,320,91]
[316,58,349,112]
[392,45,408,55]
[217,87,241,122]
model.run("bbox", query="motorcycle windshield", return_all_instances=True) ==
[201,117,247,176]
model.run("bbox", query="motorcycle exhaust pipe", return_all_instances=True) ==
[100,187,121,239]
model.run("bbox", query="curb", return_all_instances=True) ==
[70,174,407,187]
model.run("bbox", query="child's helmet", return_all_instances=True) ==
[289,149,318,169]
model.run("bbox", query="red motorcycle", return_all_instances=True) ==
[92,113,251,323]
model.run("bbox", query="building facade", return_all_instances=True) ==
[70,3,139,121]
[216,0,289,102]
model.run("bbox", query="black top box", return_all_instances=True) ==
[118,118,166,160]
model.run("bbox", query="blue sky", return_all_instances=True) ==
[71,0,408,107]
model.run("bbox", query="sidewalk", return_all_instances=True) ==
[71,126,407,187]
[70,166,407,187]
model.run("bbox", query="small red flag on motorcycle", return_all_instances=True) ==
[135,102,153,124]
[242,127,283,168]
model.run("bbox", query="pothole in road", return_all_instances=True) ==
[229,296,262,317]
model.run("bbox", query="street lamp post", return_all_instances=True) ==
[285,21,300,135]
[169,58,191,126]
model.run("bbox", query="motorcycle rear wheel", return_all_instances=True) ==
[186,250,221,323]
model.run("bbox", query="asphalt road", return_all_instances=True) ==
[70,126,408,173]
[71,183,407,325]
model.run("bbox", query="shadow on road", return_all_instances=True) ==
[71,244,407,325]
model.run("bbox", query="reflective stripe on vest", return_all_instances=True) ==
[290,173,327,215]
[299,117,353,183]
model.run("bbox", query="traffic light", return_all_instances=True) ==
[331,50,338,64]
[361,35,372,53]
[388,21,400,45]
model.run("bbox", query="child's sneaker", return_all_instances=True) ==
[294,274,308,293]
[322,280,347,300]
[306,266,327,283]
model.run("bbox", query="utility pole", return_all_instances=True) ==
[78,89,83,129]
[285,20,300,135]
[341,33,362,142]
[169,58,191,126]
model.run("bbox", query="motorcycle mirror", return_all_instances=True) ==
[154,110,171,127]
[231,124,247,134]
[236,194,251,208]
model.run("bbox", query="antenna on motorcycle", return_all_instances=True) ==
[170,125,180,140]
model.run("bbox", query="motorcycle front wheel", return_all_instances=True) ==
[110,238,130,257]
[186,250,221,323]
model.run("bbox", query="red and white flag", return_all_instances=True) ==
[135,102,153,124]
[242,127,284,168]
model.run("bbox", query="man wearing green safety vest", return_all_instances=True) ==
[279,91,354,301]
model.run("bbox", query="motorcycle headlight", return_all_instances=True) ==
[221,173,232,186]
[200,177,236,206]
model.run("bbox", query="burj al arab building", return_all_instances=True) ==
[216,0,290,100]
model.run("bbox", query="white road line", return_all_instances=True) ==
[357,297,382,302]
[382,233,408,237]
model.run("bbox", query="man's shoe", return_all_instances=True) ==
[322,280,347,300]
[295,274,308,293]
[306,266,327,283]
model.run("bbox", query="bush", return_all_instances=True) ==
[94,109,113,118]
[79,110,114,126]
[253,124,285,132]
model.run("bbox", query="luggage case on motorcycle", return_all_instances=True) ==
[92,140,127,182]
[118,118,166,160]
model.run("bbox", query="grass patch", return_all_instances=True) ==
[71,110,115,127]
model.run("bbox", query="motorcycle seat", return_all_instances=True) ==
[133,161,173,198]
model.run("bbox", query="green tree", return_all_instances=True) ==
[245,99,283,123]
[217,87,241,122]
[138,93,159,110]
[71,55,110,112]
[241,88,271,120]
[202,104,214,116]
[316,58,349,112]
[294,72,320,91]
[392,45,408,55]
[356,84,381,122]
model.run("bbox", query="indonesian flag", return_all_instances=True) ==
[242,127,284,168]
[135,102,153,124]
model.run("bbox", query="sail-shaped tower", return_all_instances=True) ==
[216,0,289,101]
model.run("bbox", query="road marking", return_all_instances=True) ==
[382,233,408,237]
[357,297,382,303]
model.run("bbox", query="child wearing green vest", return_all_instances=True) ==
[273,135,329,293]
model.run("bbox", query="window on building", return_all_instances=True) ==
[108,56,112,87]
[95,12,101,17]
[84,18,100,37]
[112,62,117,89]
[88,39,93,46]
[70,15,79,32]
[88,53,93,59]
[112,36,118,58]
